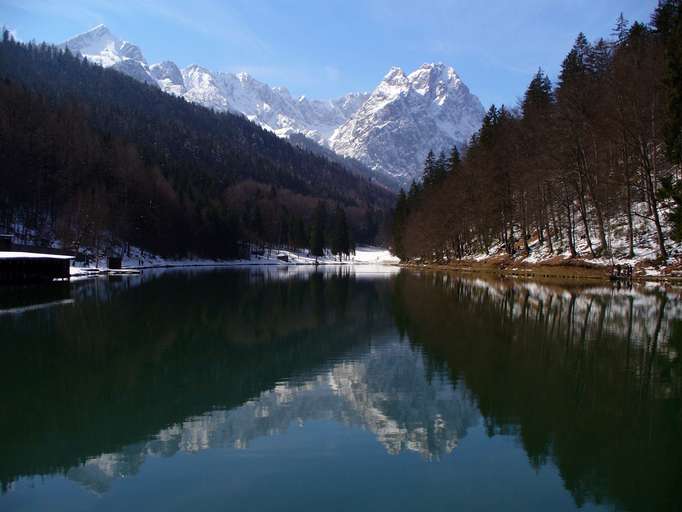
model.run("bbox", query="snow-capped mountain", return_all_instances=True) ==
[61,25,484,185]
[177,63,369,143]
[330,64,485,181]
[59,24,158,87]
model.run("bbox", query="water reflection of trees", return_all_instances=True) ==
[0,269,395,492]
[2,269,681,511]
[392,272,682,512]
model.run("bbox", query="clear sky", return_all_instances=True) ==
[2,0,659,107]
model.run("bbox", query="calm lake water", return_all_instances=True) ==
[0,267,680,511]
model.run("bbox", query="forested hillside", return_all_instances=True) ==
[0,33,392,259]
[392,1,682,266]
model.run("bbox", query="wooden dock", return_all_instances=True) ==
[609,263,633,282]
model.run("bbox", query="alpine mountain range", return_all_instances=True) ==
[60,24,485,187]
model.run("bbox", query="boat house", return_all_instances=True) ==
[0,235,74,284]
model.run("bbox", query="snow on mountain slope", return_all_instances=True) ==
[60,25,157,86]
[60,26,484,186]
[329,63,485,182]
[149,61,185,95]
[180,66,370,143]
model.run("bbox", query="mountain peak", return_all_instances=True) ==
[236,71,251,82]
[410,62,459,80]
[422,61,445,69]
[406,62,462,98]
[383,66,406,82]
[65,24,117,46]
[89,23,111,33]
[60,24,145,68]
[150,61,183,87]
[330,61,484,183]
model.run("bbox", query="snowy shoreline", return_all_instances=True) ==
[70,246,401,278]
[400,257,682,282]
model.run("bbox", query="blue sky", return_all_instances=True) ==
[2,0,658,107]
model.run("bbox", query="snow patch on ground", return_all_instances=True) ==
[0,251,72,259]
[452,201,682,277]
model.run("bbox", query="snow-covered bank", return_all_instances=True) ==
[407,201,682,280]
[70,246,400,278]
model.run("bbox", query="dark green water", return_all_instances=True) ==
[0,267,680,511]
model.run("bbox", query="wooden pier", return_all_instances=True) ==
[610,264,633,282]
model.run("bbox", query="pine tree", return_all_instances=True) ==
[407,180,422,206]
[587,38,611,76]
[291,218,306,249]
[611,12,629,45]
[479,105,500,148]
[392,189,409,260]
[654,0,682,163]
[330,205,350,260]
[448,146,461,174]
[309,201,327,257]
[522,68,553,118]
[659,176,682,241]
[432,150,448,184]
[559,34,591,87]
[422,150,436,185]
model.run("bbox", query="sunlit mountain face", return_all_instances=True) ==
[1,268,680,511]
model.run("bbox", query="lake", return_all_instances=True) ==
[0,266,680,511]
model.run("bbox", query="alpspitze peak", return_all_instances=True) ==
[94,24,111,32]
[85,24,112,35]
[74,24,117,43]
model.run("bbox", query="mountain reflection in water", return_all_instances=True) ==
[67,340,476,494]
[0,267,680,512]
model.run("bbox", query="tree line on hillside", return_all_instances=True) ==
[392,2,682,263]
[0,32,390,259]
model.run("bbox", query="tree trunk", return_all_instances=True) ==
[644,166,668,259]
[566,201,577,257]
[576,189,596,258]
[625,170,635,258]
[640,140,668,260]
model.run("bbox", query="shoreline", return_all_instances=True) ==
[399,258,682,283]
[70,251,402,278]
[73,258,682,283]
